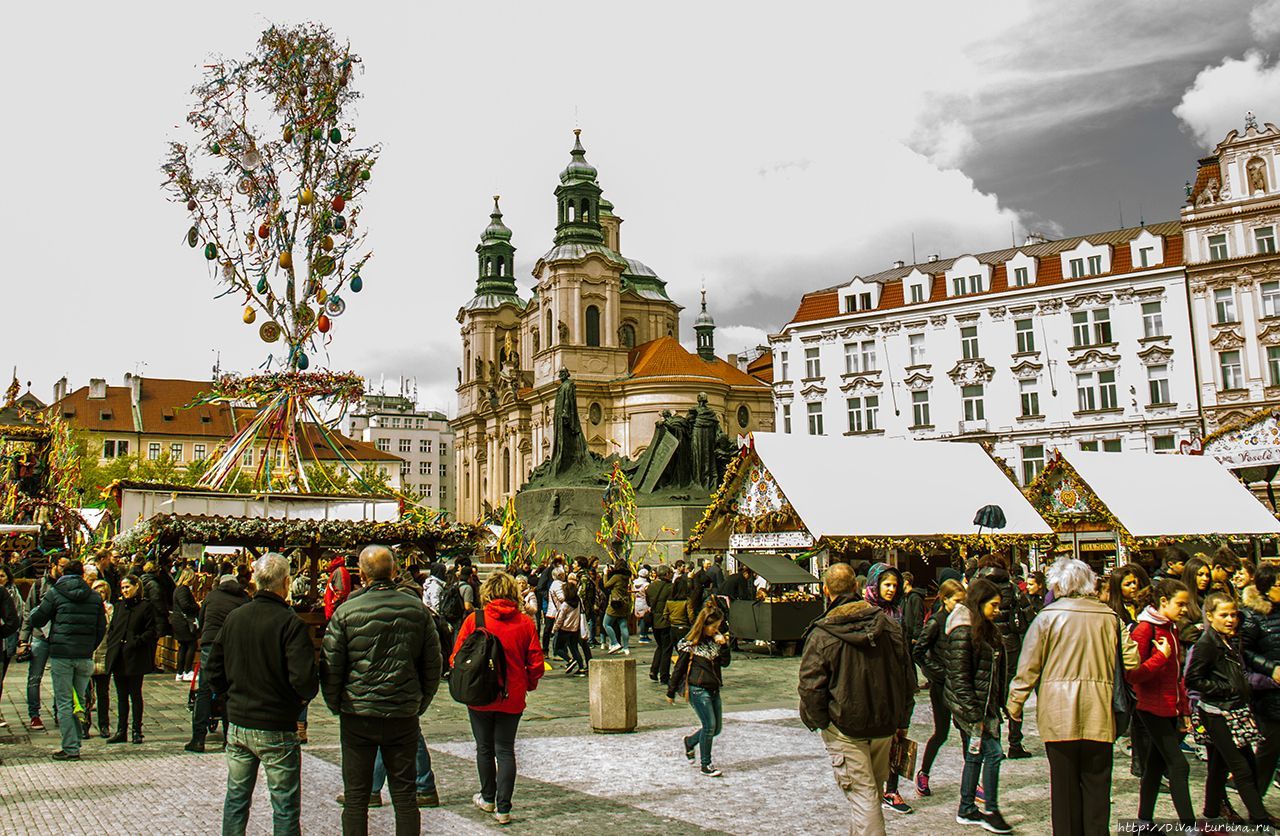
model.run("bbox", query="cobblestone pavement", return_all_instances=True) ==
[0,646,1271,834]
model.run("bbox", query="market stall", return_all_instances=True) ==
[1202,408,1280,515]
[689,433,1053,585]
[727,552,823,643]
[1025,449,1280,571]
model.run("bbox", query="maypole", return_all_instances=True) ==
[596,462,640,565]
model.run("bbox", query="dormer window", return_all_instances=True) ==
[1129,229,1165,270]
[100,410,112,421]
[910,285,924,303]
[1061,240,1112,279]
[945,256,990,298]
[840,282,880,314]
[1013,267,1029,286]
[903,268,931,304]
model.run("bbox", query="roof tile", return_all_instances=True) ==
[627,337,769,389]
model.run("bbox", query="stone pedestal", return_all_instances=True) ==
[635,503,706,563]
[588,657,637,733]
[514,486,611,560]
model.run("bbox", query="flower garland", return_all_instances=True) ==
[1023,452,1138,548]
[0,424,53,442]
[1200,407,1280,450]
[686,448,752,553]
[197,370,366,405]
[824,532,1053,558]
[596,462,640,562]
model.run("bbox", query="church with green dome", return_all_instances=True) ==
[451,131,774,523]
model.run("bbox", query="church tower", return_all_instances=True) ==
[475,196,519,303]
[554,130,606,246]
[695,288,717,361]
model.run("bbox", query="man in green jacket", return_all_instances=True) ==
[647,565,675,684]
[321,545,442,835]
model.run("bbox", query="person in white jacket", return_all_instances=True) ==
[633,568,652,644]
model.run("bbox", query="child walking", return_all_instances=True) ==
[667,602,732,777]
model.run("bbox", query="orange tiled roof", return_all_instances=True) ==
[1190,156,1221,206]
[627,337,768,389]
[787,221,1184,326]
[746,351,774,384]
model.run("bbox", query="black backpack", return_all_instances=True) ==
[449,610,508,706]
[440,582,465,625]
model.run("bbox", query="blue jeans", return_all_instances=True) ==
[26,637,49,719]
[372,728,436,794]
[603,614,630,650]
[958,724,1004,816]
[686,685,723,768]
[48,657,93,755]
[223,723,302,836]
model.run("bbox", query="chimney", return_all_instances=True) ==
[1024,232,1048,246]
[88,378,107,400]
[893,260,906,269]
[927,254,939,263]
[53,376,68,403]
[125,372,142,409]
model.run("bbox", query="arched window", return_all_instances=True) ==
[585,305,601,346]
[580,198,590,223]
[532,328,540,353]
[545,310,554,345]
[502,448,511,493]
[495,256,504,276]
[567,203,576,222]
[485,257,492,275]
[464,348,471,381]
[619,323,636,349]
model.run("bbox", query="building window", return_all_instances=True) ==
[844,340,876,373]
[420,461,430,475]
[846,396,878,433]
[421,440,431,453]
[1078,371,1118,411]
[1214,288,1237,324]
[909,284,924,303]
[391,417,401,428]
[1087,255,1102,274]
[1138,247,1154,268]
[782,403,792,434]
[779,351,789,381]
[585,305,601,346]
[1152,434,1176,453]
[401,462,411,476]
[843,343,856,374]
[170,443,183,462]
[399,438,412,453]
[1072,309,1112,346]
[908,333,926,366]
[1220,350,1244,389]
[376,438,390,452]
[804,347,821,378]
[807,402,824,435]
[960,326,979,360]
[1080,441,1098,451]
[148,442,161,460]
[1071,311,1090,346]
[911,391,930,427]
[1021,445,1045,485]
[243,448,253,467]
[439,442,448,457]
[1257,226,1277,255]
[1077,372,1096,411]
[1093,309,1112,344]
[736,405,750,428]
[1013,267,1029,287]
[1142,301,1164,337]
[194,444,206,460]
[1014,319,1035,353]
[1269,346,1280,386]
[1019,379,1040,417]
[952,276,965,296]
[1103,439,1123,453]
[439,463,447,477]
[619,323,636,348]
[962,385,985,421]
[1262,282,1280,319]
[1069,258,1086,279]
[1208,233,1229,261]
[416,418,425,429]
[423,484,433,498]
[843,296,855,314]
[440,485,447,502]
[1148,364,1171,405]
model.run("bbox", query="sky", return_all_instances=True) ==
[4,0,1280,417]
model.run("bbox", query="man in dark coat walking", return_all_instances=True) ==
[187,573,249,753]
[321,545,442,836]
[799,563,914,836]
[28,560,105,760]
[206,554,318,836]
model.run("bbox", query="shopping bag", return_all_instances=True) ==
[889,735,918,780]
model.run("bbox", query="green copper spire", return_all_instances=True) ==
[473,195,520,303]
[553,129,605,246]
[695,286,716,362]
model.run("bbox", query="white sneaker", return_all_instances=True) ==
[494,811,512,825]
[607,645,622,655]
[174,674,183,681]
[185,671,196,681]
[473,793,495,813]
[621,649,631,656]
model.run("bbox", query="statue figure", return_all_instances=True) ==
[475,357,484,380]
[488,359,497,381]
[558,320,570,342]
[691,392,721,489]
[501,330,520,371]
[549,368,589,477]
[1249,158,1268,195]
[662,409,693,487]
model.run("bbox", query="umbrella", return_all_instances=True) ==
[973,504,1007,537]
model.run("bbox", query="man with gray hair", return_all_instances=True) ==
[322,545,442,836]
[207,553,319,836]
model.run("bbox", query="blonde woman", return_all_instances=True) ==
[170,569,199,681]
[89,580,113,738]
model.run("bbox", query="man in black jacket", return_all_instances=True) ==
[798,562,913,836]
[187,573,250,753]
[322,545,441,835]
[647,565,675,684]
[207,554,318,836]
[28,560,105,760]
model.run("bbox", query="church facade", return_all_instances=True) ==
[451,131,774,523]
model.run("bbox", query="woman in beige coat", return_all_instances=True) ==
[1007,558,1139,836]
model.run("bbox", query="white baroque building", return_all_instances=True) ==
[1182,114,1280,430]
[772,221,1201,484]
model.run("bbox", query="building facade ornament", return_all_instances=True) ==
[947,359,996,385]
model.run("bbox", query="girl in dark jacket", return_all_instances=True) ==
[942,578,1012,834]
[169,570,199,681]
[1025,572,1046,618]
[1186,591,1270,824]
[1180,555,1212,645]
[863,563,912,814]
[666,601,731,777]
[911,578,965,797]
[1126,578,1195,828]
[1106,563,1151,629]
[105,575,158,743]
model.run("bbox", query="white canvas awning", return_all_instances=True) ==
[748,433,1052,538]
[1060,450,1280,538]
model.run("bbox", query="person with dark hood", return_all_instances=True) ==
[900,571,927,665]
[799,563,914,836]
[974,554,1033,759]
[861,562,913,814]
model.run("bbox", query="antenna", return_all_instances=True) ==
[911,233,917,265]
[1139,202,1146,228]
[1118,200,1124,229]
[1011,220,1016,247]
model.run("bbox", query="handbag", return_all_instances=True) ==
[1112,618,1135,740]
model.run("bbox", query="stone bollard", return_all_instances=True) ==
[588,657,637,733]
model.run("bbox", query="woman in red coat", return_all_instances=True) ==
[452,570,544,825]
[1125,578,1194,829]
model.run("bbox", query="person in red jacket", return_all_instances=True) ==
[1126,577,1194,829]
[451,570,544,826]
[323,556,354,621]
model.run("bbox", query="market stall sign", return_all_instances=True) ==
[1050,479,1090,516]
[1203,411,1280,468]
